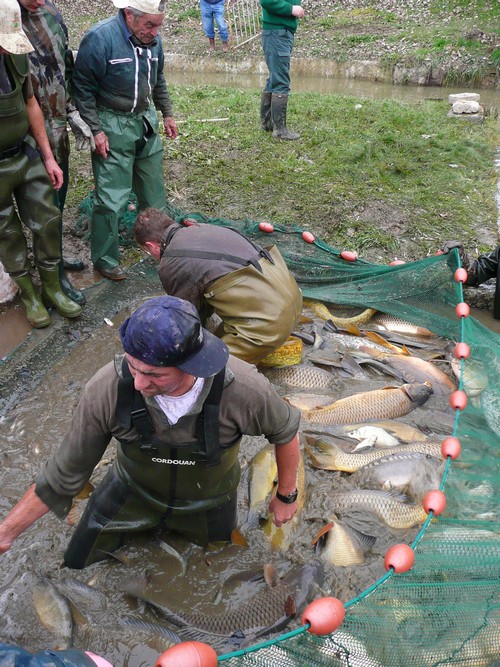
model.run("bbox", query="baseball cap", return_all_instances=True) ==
[0,0,34,54]
[119,296,229,377]
[112,0,165,13]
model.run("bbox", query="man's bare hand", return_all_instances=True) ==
[268,495,298,528]
[291,5,304,18]
[44,157,64,190]
[93,131,110,158]
[163,116,178,140]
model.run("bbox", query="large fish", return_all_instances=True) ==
[350,451,444,500]
[355,348,457,397]
[245,443,278,528]
[369,313,434,337]
[330,490,428,529]
[303,298,377,327]
[301,382,433,425]
[346,426,399,448]
[32,575,73,649]
[451,357,488,397]
[262,364,336,389]
[123,561,324,640]
[305,434,443,472]
[312,518,376,567]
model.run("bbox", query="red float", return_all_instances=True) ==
[301,597,345,635]
[183,218,197,226]
[340,250,358,262]
[389,259,406,266]
[454,267,468,283]
[424,489,447,515]
[259,222,274,233]
[435,249,444,255]
[455,302,470,318]
[441,436,461,459]
[127,203,136,212]
[454,342,470,359]
[384,544,414,573]
[450,390,467,411]
[302,231,316,244]
[155,642,218,667]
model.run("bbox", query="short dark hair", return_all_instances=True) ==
[134,207,177,245]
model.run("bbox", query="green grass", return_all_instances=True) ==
[68,85,498,263]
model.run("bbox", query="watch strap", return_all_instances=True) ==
[276,489,298,504]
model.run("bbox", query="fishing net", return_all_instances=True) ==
[76,193,500,666]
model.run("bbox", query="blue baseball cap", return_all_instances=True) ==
[119,296,229,377]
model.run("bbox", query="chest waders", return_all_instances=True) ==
[163,239,302,364]
[63,363,239,569]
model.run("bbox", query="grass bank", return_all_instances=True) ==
[67,85,499,264]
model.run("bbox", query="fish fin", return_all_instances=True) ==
[343,323,362,336]
[96,549,131,566]
[263,563,279,587]
[401,345,413,356]
[311,522,335,546]
[298,315,313,323]
[365,331,402,352]
[323,319,339,333]
[352,436,377,451]
[231,528,249,547]
[285,594,297,617]
[341,352,368,377]
[342,523,377,552]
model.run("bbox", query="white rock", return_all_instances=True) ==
[452,100,481,114]
[448,92,480,105]
[0,261,18,304]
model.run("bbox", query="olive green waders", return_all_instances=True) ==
[90,106,167,272]
[0,145,82,325]
[204,245,303,364]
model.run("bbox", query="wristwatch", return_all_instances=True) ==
[276,488,298,504]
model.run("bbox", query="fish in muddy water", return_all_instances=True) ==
[312,518,376,567]
[245,443,278,528]
[354,348,457,397]
[261,364,336,389]
[261,454,306,552]
[123,560,324,641]
[305,434,443,472]
[301,382,433,425]
[369,313,434,337]
[330,490,428,529]
[32,575,73,649]
[346,426,399,448]
[350,451,445,500]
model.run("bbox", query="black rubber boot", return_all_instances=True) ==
[38,266,83,319]
[63,257,85,271]
[14,274,51,328]
[260,91,272,131]
[271,93,300,140]
[58,260,86,305]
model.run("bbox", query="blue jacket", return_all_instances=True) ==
[73,11,172,134]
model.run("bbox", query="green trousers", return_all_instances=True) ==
[90,106,167,270]
[0,147,61,277]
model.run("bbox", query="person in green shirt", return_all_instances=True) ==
[259,0,304,140]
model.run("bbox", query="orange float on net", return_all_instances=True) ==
[455,302,470,318]
[259,222,274,233]
[454,342,470,359]
[301,597,346,635]
[155,641,218,667]
[441,436,461,459]
[424,489,447,515]
[183,218,198,226]
[384,544,415,573]
[127,203,136,212]
[454,267,468,283]
[340,250,358,262]
[450,390,467,411]
[389,259,406,266]
[302,231,316,244]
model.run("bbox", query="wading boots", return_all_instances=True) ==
[14,274,51,328]
[271,93,300,141]
[260,91,273,131]
[38,266,83,319]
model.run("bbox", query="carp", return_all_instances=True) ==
[301,382,433,425]
[245,443,278,528]
[305,434,443,472]
[32,576,73,649]
[330,490,428,529]
[262,364,336,390]
[303,298,377,327]
[312,518,376,567]
[123,560,324,640]
[369,313,434,337]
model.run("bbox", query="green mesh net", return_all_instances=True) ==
[77,193,500,666]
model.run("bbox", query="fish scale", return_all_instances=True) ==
[262,364,336,389]
[302,383,433,424]
[330,490,428,529]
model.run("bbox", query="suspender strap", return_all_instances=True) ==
[117,359,155,447]
[196,367,225,467]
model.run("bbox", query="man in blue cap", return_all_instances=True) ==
[0,296,301,568]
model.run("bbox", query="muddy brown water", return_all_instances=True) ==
[0,278,469,664]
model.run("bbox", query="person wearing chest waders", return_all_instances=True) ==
[134,207,303,365]
[0,0,82,328]
[0,296,301,569]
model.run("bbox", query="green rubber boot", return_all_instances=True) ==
[271,93,300,140]
[38,267,83,319]
[14,275,51,328]
[260,91,272,131]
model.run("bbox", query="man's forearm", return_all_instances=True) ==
[25,95,56,162]
[274,433,300,494]
[0,484,50,554]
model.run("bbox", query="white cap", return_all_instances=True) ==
[112,0,165,13]
[0,0,34,54]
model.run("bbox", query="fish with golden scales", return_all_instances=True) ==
[303,298,377,327]
[312,518,376,567]
[301,382,433,425]
[330,489,428,529]
[305,434,443,472]
[354,347,457,397]
[369,313,434,337]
